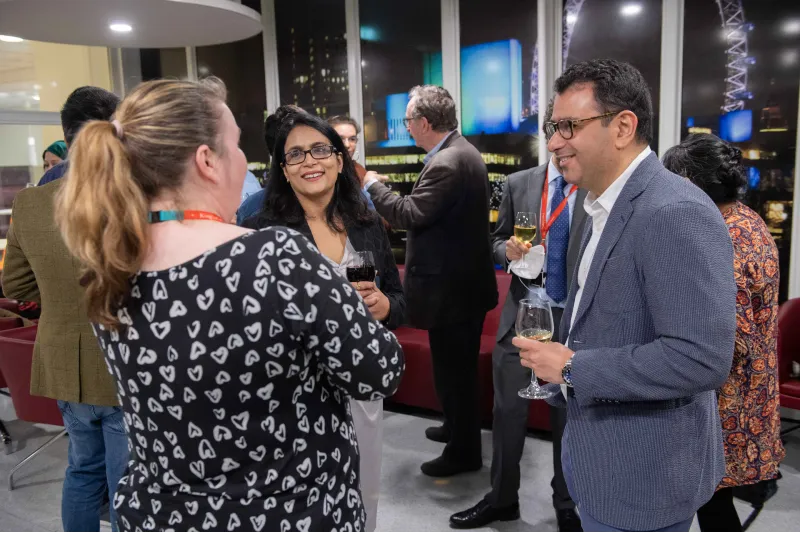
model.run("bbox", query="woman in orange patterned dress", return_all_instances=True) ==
[664,134,785,532]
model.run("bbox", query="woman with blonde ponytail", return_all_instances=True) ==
[55,78,404,532]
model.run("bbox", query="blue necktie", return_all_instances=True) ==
[546,175,570,303]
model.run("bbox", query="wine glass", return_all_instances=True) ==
[516,295,556,400]
[346,251,376,284]
[514,212,538,245]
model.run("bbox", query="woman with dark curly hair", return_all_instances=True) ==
[243,112,405,531]
[663,134,785,532]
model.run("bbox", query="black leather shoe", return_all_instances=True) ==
[425,425,450,443]
[420,455,482,477]
[556,509,583,532]
[449,499,520,529]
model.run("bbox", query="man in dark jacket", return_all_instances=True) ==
[37,86,119,186]
[361,85,498,477]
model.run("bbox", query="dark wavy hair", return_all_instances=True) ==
[662,133,746,204]
[259,113,373,232]
[555,58,653,145]
[264,105,306,155]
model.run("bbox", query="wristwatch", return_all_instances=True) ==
[562,353,575,387]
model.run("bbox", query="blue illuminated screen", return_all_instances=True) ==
[379,93,415,148]
[747,166,760,190]
[461,39,523,136]
[719,109,753,143]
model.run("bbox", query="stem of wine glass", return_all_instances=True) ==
[529,371,538,389]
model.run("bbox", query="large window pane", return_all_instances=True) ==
[275,0,349,118]
[360,0,442,263]
[681,1,800,302]
[563,0,662,153]
[197,33,267,170]
[461,0,538,221]
[140,48,189,81]
[0,124,61,246]
[0,39,110,112]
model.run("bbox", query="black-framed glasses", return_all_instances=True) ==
[543,112,618,141]
[402,117,415,128]
[283,145,339,166]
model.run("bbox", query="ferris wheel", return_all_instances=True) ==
[529,0,753,115]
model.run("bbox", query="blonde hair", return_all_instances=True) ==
[55,77,228,328]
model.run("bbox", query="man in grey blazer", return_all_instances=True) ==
[514,59,736,532]
[451,148,587,530]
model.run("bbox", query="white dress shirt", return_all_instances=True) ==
[562,146,651,397]
[531,157,579,308]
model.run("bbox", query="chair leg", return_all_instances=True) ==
[741,505,763,531]
[780,417,800,437]
[0,420,10,445]
[9,428,67,490]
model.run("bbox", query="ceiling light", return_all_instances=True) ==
[0,35,24,43]
[783,19,800,35]
[566,13,578,25]
[781,49,798,67]
[32,95,40,101]
[620,3,643,17]
[109,23,132,33]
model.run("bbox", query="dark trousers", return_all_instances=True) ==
[428,315,485,463]
[485,307,574,511]
[696,487,742,532]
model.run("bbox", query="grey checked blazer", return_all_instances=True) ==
[545,153,736,530]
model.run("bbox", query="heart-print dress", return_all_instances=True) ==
[93,227,405,532]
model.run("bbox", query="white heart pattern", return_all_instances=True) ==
[89,228,398,531]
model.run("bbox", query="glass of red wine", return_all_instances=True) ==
[346,251,376,283]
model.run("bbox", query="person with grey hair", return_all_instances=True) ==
[359,85,498,477]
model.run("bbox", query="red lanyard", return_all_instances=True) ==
[540,168,577,245]
[148,210,226,224]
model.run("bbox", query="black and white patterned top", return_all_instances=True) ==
[93,227,405,532]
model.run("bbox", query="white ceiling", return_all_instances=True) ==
[0,0,263,48]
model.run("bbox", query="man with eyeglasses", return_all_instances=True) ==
[360,85,498,478]
[511,59,736,532]
[450,99,586,531]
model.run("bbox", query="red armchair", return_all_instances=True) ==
[0,316,27,446]
[778,298,800,436]
[0,325,67,489]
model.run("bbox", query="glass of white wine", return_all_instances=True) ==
[516,296,556,400]
[514,212,537,245]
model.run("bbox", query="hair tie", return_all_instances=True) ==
[111,119,124,140]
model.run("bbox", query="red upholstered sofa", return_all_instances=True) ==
[389,266,552,432]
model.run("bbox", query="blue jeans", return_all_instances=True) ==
[58,401,128,532]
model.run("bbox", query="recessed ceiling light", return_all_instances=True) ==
[109,23,133,33]
[620,3,643,17]
[566,13,578,25]
[0,35,24,43]
[783,19,800,36]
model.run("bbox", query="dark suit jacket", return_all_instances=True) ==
[1,180,118,406]
[243,214,405,330]
[491,162,588,343]
[367,131,498,330]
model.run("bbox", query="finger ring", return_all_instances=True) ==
[357,282,361,290]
